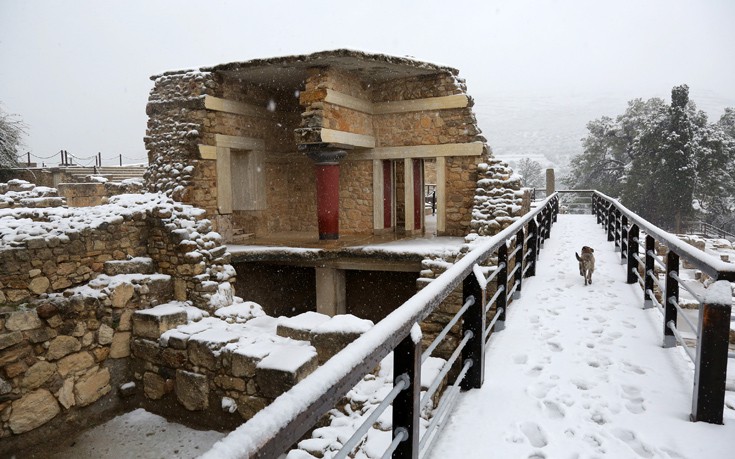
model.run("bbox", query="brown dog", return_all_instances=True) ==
[575,246,595,286]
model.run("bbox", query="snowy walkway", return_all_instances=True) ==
[427,214,735,459]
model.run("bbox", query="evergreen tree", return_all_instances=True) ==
[566,86,735,231]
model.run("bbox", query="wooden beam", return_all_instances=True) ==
[436,156,447,234]
[215,134,265,151]
[404,158,414,232]
[204,95,272,118]
[198,145,217,160]
[373,160,384,230]
[324,89,373,114]
[320,128,376,149]
[345,142,483,161]
[215,146,232,214]
[321,90,470,116]
[373,94,469,115]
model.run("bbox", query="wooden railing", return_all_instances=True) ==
[592,191,735,424]
[202,194,560,459]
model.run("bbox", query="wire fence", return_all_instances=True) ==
[14,150,148,167]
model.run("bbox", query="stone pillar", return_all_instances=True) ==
[315,267,346,316]
[545,168,555,196]
[306,149,346,240]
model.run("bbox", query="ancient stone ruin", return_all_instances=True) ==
[0,50,527,455]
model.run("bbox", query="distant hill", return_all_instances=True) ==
[473,89,735,179]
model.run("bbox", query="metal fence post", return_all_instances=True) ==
[607,205,615,241]
[495,244,508,331]
[513,228,524,298]
[691,281,733,424]
[614,209,622,252]
[643,235,655,309]
[462,268,485,390]
[627,224,639,284]
[620,215,628,265]
[663,251,679,348]
[526,220,538,277]
[392,334,421,458]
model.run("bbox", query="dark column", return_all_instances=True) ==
[307,149,346,240]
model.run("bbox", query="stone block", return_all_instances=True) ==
[110,332,131,359]
[9,389,60,434]
[187,329,240,371]
[255,345,318,399]
[237,395,268,420]
[175,370,209,411]
[74,367,111,406]
[110,283,134,308]
[132,304,188,339]
[57,351,95,377]
[5,311,42,331]
[104,257,155,276]
[98,323,114,345]
[4,361,27,378]
[0,331,23,351]
[118,309,133,331]
[131,338,162,364]
[26,327,57,344]
[21,361,56,390]
[47,335,82,360]
[143,371,168,400]
[0,343,33,366]
[230,343,272,378]
[276,311,330,342]
[56,378,75,409]
[310,315,373,364]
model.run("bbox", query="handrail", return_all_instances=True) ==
[203,193,560,459]
[592,190,734,425]
[594,191,735,281]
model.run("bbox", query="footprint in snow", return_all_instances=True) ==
[621,385,646,414]
[547,341,563,352]
[542,400,565,419]
[527,381,555,399]
[612,428,655,458]
[513,354,529,365]
[621,361,646,375]
[622,320,636,329]
[527,365,544,377]
[520,421,548,448]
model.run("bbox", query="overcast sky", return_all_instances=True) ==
[1,0,733,166]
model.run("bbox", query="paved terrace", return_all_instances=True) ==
[428,214,735,459]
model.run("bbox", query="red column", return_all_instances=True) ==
[307,149,346,240]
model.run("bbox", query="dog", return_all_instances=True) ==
[575,246,595,286]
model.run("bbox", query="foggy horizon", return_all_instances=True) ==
[1,0,734,165]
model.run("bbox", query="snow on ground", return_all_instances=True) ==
[427,214,735,459]
[48,409,224,459]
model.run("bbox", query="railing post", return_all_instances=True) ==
[644,235,655,309]
[620,215,628,265]
[595,196,603,224]
[495,244,508,331]
[525,219,538,277]
[392,333,421,458]
[691,281,733,424]
[462,268,485,390]
[614,209,621,252]
[551,196,558,222]
[513,228,524,298]
[627,224,639,284]
[538,208,547,247]
[663,251,679,348]
[607,205,615,242]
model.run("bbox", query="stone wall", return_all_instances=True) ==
[0,191,235,312]
[339,160,373,234]
[0,272,172,452]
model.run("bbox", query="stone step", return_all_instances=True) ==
[104,257,155,276]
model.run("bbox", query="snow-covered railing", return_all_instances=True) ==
[593,191,735,425]
[201,195,560,459]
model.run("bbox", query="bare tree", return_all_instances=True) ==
[0,106,27,169]
[515,157,544,187]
